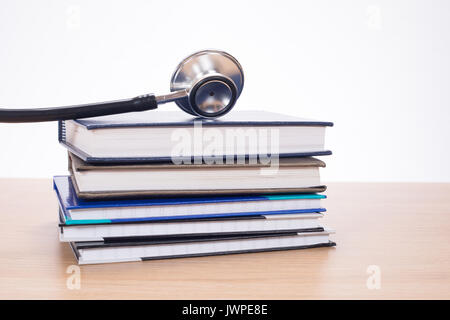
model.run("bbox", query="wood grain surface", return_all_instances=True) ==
[0,179,449,299]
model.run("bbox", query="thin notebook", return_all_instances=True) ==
[58,110,333,163]
[58,208,325,242]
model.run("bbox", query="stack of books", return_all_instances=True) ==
[55,111,335,264]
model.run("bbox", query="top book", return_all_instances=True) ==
[58,111,333,163]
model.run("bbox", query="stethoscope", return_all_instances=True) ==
[0,50,244,123]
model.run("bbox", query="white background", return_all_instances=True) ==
[0,0,449,181]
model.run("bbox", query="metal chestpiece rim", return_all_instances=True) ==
[169,49,244,118]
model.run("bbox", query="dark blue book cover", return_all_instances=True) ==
[58,111,333,163]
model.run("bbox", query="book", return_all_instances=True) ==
[69,230,335,264]
[59,208,325,242]
[55,110,335,264]
[58,111,333,163]
[68,153,327,199]
[55,175,326,224]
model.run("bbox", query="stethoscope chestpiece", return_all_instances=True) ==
[189,75,237,118]
[169,50,244,118]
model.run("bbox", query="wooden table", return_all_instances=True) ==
[0,179,449,299]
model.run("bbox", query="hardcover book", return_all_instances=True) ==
[54,175,326,225]
[68,153,327,199]
[69,229,336,264]
[58,111,333,163]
